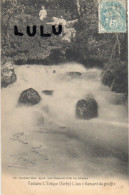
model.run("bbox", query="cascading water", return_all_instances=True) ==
[2,63,128,177]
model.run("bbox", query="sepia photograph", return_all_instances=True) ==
[1,0,128,194]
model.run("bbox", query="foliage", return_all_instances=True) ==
[1,0,71,64]
[2,0,127,64]
[101,59,128,94]
[1,0,128,95]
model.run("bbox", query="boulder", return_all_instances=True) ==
[111,77,128,94]
[101,60,128,95]
[76,98,98,120]
[101,69,114,87]
[66,72,82,78]
[42,90,54,96]
[1,62,17,87]
[18,88,41,105]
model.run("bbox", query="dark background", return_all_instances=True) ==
[1,0,128,96]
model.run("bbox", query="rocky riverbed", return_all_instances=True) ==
[2,63,128,178]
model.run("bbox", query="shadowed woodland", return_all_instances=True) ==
[1,0,128,96]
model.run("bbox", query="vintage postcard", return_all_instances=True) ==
[1,0,128,194]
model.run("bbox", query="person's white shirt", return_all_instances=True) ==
[39,6,47,21]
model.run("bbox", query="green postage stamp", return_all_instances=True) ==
[99,0,127,33]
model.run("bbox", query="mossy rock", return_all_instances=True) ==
[76,98,98,120]
[19,88,41,105]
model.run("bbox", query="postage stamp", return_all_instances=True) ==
[98,0,127,33]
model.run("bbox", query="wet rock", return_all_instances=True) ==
[101,70,114,87]
[76,98,98,120]
[111,77,128,94]
[42,90,54,96]
[66,72,82,78]
[53,70,56,73]
[1,62,17,87]
[19,88,41,105]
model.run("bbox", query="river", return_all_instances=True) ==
[2,63,128,178]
